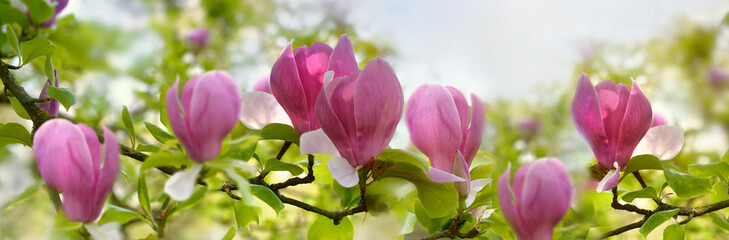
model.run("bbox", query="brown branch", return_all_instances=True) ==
[633,171,648,189]
[600,217,647,239]
[422,214,481,240]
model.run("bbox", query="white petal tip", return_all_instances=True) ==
[164,164,203,201]
[596,164,620,193]
[300,129,341,156]
[239,92,292,130]
[428,167,466,183]
[634,125,684,161]
[85,223,122,240]
[328,156,359,188]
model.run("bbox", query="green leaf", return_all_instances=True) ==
[307,215,354,240]
[177,186,207,210]
[221,226,236,240]
[0,7,30,29]
[469,163,493,180]
[264,158,304,175]
[621,186,658,202]
[260,123,300,145]
[250,185,284,215]
[711,182,729,203]
[20,0,53,23]
[122,105,135,147]
[639,208,679,236]
[624,154,663,173]
[0,122,32,147]
[0,183,39,213]
[4,24,19,58]
[136,144,160,153]
[45,85,76,110]
[225,170,256,206]
[398,212,417,235]
[43,56,53,82]
[222,141,257,161]
[723,150,729,163]
[19,36,56,66]
[98,205,144,225]
[144,122,175,143]
[688,162,729,182]
[377,149,429,171]
[709,212,729,231]
[378,162,459,218]
[141,151,193,171]
[159,83,171,130]
[664,165,712,199]
[138,172,152,219]
[8,96,30,119]
[233,200,259,228]
[663,223,685,240]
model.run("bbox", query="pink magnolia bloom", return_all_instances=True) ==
[708,66,728,88]
[572,73,652,191]
[405,84,485,198]
[37,69,60,117]
[651,113,667,127]
[315,57,403,167]
[187,28,210,49]
[498,158,573,240]
[166,71,242,162]
[33,119,119,222]
[253,77,271,93]
[270,38,336,133]
[518,117,541,140]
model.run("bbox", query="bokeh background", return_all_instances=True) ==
[1,0,729,239]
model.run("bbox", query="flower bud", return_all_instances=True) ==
[187,28,210,49]
[166,71,241,162]
[37,69,60,117]
[33,119,119,222]
[498,158,573,240]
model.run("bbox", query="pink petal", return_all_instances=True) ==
[76,124,101,176]
[596,162,621,192]
[614,81,652,167]
[300,129,341,157]
[497,166,527,238]
[37,70,60,116]
[33,119,94,193]
[328,156,359,188]
[427,167,466,183]
[94,127,119,216]
[239,92,292,130]
[405,84,461,173]
[633,125,684,161]
[352,58,403,166]
[271,42,312,133]
[329,74,358,151]
[61,191,97,222]
[519,158,573,233]
[315,76,356,165]
[187,71,242,162]
[463,94,486,166]
[293,42,333,130]
[166,80,195,155]
[445,86,469,136]
[252,77,271,93]
[594,80,631,163]
[453,151,471,199]
[651,113,667,127]
[571,74,611,168]
[328,34,359,79]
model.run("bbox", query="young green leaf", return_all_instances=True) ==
[0,7,31,29]
[43,56,53,82]
[8,96,30,119]
[664,165,711,199]
[98,205,145,225]
[221,226,236,240]
[141,151,193,171]
[621,186,658,202]
[624,154,663,173]
[0,122,32,147]
[19,36,56,66]
[662,223,685,240]
[264,158,304,176]
[688,161,729,182]
[144,122,175,143]
[377,149,429,171]
[639,208,679,236]
[307,215,354,240]
[0,183,39,213]
[45,85,76,110]
[378,162,459,218]
[260,123,300,145]
[4,24,20,59]
[20,0,53,23]
[137,172,152,222]
[250,185,284,215]
[122,105,136,148]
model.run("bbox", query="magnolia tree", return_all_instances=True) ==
[1,1,729,240]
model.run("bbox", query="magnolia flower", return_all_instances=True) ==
[518,117,541,141]
[708,67,728,88]
[187,28,210,49]
[405,84,486,203]
[37,69,60,117]
[572,74,652,191]
[164,71,241,200]
[253,77,271,93]
[33,119,119,223]
[498,158,573,240]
